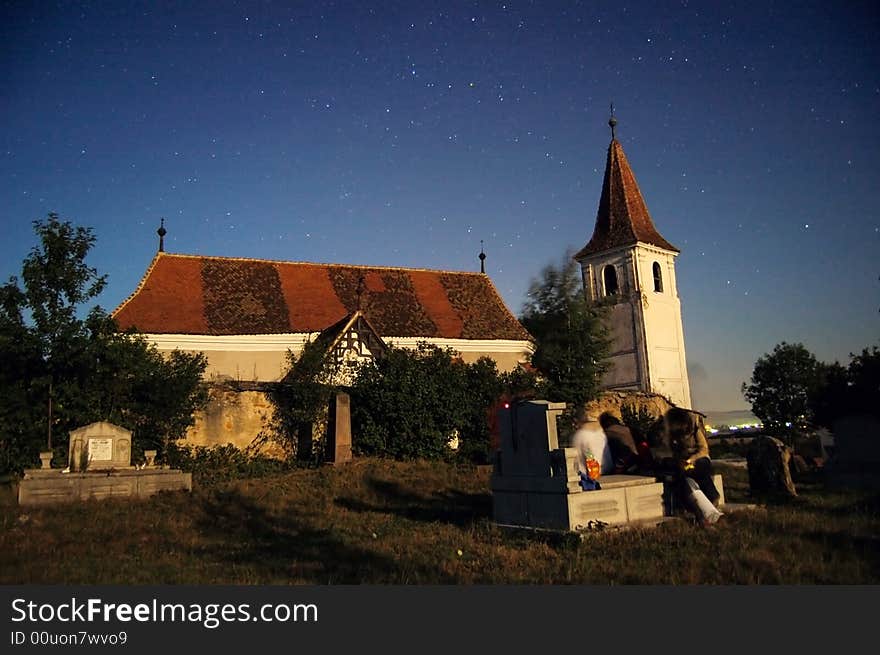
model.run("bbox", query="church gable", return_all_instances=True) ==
[113,253,532,342]
[317,312,388,384]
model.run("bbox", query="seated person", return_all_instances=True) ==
[654,408,722,524]
[599,412,639,474]
[571,408,614,489]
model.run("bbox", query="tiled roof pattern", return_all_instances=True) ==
[113,253,532,341]
[575,139,679,258]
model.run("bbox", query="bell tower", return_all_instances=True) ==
[574,112,692,408]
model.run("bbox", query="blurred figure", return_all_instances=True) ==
[571,407,613,490]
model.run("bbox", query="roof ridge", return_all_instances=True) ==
[157,251,488,277]
[111,252,163,318]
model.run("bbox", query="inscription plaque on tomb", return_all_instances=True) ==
[88,438,113,461]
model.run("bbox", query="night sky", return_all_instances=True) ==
[2,1,878,412]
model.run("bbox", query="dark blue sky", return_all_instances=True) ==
[2,0,878,411]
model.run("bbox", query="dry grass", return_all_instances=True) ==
[1,459,878,584]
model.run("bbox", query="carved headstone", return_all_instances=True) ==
[746,435,797,497]
[67,421,132,471]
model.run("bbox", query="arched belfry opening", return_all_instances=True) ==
[652,261,663,293]
[603,265,618,297]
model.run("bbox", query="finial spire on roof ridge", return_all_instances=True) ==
[157,218,167,253]
[608,102,617,140]
[479,240,486,274]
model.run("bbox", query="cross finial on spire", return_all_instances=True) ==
[157,218,167,252]
[608,102,617,140]
[479,240,486,274]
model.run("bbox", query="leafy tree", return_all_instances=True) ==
[846,346,880,417]
[520,252,611,407]
[266,339,337,462]
[741,342,823,437]
[350,343,471,460]
[808,360,849,429]
[809,346,880,427]
[0,214,207,474]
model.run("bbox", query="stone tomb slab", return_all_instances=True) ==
[493,477,666,531]
[18,469,192,507]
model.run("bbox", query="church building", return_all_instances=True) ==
[113,240,533,448]
[113,245,534,383]
[575,114,693,409]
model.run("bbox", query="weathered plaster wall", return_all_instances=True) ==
[185,386,274,450]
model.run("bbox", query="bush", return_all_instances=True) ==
[164,442,290,486]
[620,404,659,442]
[348,344,535,462]
[350,344,468,460]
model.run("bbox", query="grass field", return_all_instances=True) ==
[1,458,878,584]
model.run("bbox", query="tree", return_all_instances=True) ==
[741,342,823,437]
[520,252,611,407]
[349,343,471,460]
[0,214,208,474]
[809,345,880,427]
[266,339,337,462]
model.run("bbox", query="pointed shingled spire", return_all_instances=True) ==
[574,119,678,259]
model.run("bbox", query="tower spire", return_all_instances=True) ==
[608,102,617,140]
[575,129,678,259]
[479,240,486,274]
[157,218,167,253]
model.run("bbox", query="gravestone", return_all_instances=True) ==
[68,421,132,471]
[826,414,880,489]
[831,414,880,466]
[746,436,797,497]
[497,400,565,478]
[327,392,352,465]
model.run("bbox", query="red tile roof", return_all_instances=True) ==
[575,139,678,258]
[113,253,532,341]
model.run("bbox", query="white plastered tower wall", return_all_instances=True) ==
[576,243,691,409]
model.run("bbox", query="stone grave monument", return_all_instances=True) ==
[491,400,667,531]
[326,392,352,465]
[18,421,192,507]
